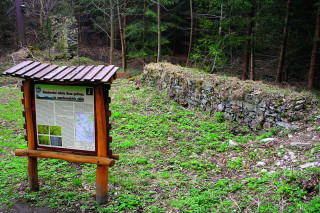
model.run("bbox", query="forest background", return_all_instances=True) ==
[1,0,320,90]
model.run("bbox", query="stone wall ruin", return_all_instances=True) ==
[142,63,319,131]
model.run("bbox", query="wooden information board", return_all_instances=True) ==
[34,84,96,152]
[3,61,119,204]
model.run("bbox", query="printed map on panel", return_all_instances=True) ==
[75,113,94,143]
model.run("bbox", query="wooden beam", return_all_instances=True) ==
[109,154,119,160]
[15,149,115,167]
[95,83,109,204]
[23,80,39,191]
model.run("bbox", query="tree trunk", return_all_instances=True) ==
[308,2,320,90]
[123,0,127,71]
[117,0,126,72]
[110,0,115,64]
[242,7,254,81]
[250,46,254,81]
[78,3,82,49]
[284,63,289,82]
[39,0,44,28]
[186,0,193,67]
[250,10,255,81]
[15,0,26,46]
[212,4,223,72]
[157,0,161,63]
[143,0,146,66]
[276,0,292,83]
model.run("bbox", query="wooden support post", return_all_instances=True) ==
[23,80,39,190]
[95,83,108,204]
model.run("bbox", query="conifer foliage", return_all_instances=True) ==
[2,0,320,88]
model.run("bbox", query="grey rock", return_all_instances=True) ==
[288,151,294,155]
[228,140,238,147]
[203,85,212,91]
[243,103,255,111]
[261,138,275,142]
[307,127,316,131]
[290,142,311,147]
[258,101,267,108]
[300,162,319,169]
[283,155,289,160]
[218,104,224,111]
[174,86,181,91]
[276,122,298,130]
[296,100,305,105]
[201,99,207,105]
[275,161,283,166]
[257,161,266,166]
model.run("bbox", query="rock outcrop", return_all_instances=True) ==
[50,15,78,59]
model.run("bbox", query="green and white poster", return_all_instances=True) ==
[34,84,95,151]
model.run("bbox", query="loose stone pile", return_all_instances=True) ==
[142,63,319,130]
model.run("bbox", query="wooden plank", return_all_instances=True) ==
[105,97,111,104]
[100,67,119,83]
[23,79,39,191]
[109,154,119,160]
[104,84,111,90]
[41,66,68,80]
[96,166,109,204]
[95,84,107,157]
[71,65,95,81]
[108,136,112,143]
[106,110,111,117]
[3,61,33,74]
[15,149,115,166]
[16,63,49,77]
[37,148,96,156]
[107,123,112,130]
[62,66,85,81]
[107,77,113,84]
[11,62,41,77]
[50,66,76,81]
[81,65,104,81]
[30,65,59,79]
[108,149,112,156]
[91,65,114,82]
[95,83,108,204]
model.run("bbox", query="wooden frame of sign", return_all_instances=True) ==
[3,61,119,204]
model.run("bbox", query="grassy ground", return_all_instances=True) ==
[1,79,320,212]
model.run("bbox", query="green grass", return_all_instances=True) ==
[0,80,320,212]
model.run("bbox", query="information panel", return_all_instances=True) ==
[34,84,95,151]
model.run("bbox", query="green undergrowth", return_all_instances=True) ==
[0,80,319,212]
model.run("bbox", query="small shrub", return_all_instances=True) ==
[135,158,148,165]
[214,112,225,123]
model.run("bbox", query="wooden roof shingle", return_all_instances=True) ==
[2,61,119,84]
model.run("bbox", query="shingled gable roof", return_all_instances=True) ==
[2,61,119,84]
